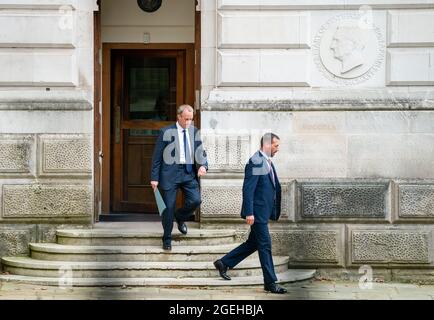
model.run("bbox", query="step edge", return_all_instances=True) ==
[2,257,290,270]
[0,270,316,287]
[29,243,240,254]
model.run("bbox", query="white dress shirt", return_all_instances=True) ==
[176,122,192,164]
[259,150,271,169]
[259,150,275,185]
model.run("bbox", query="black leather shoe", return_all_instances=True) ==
[264,283,287,294]
[177,222,188,235]
[162,243,172,251]
[213,260,231,280]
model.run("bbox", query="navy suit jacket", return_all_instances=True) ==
[151,124,208,190]
[240,151,282,223]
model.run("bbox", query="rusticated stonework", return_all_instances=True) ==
[201,181,292,218]
[0,135,32,174]
[0,228,34,256]
[351,231,431,264]
[201,184,243,216]
[286,231,339,264]
[300,183,388,218]
[398,184,434,218]
[202,134,250,171]
[39,135,92,175]
[280,182,292,220]
[2,184,92,218]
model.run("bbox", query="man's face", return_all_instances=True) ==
[177,110,194,129]
[263,138,280,158]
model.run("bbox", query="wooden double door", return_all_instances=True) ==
[109,46,195,214]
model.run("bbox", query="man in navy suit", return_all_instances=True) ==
[213,133,287,294]
[150,105,208,251]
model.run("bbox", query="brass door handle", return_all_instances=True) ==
[115,106,121,144]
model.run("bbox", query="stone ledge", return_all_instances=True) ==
[218,0,434,10]
[0,101,92,111]
[315,267,434,285]
[202,99,434,112]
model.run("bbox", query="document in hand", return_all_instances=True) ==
[154,188,166,216]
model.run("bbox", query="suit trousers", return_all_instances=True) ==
[160,165,201,244]
[221,222,278,285]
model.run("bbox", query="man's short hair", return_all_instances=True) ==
[261,133,280,147]
[177,104,194,115]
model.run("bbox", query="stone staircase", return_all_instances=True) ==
[0,225,315,287]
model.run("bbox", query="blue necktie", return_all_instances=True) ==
[183,129,193,173]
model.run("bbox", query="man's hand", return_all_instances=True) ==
[198,166,207,177]
[150,181,159,192]
[246,215,255,226]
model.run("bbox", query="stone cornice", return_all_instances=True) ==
[202,99,434,112]
[218,0,434,10]
[0,101,92,111]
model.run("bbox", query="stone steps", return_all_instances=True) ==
[29,243,241,262]
[1,256,290,278]
[0,226,316,287]
[0,269,316,287]
[56,229,236,246]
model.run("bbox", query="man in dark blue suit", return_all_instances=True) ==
[150,105,208,251]
[213,133,287,294]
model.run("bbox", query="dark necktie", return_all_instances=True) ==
[183,129,193,173]
[268,159,275,186]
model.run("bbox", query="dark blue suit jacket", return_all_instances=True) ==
[151,124,208,190]
[240,151,282,223]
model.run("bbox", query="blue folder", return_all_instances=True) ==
[154,188,166,216]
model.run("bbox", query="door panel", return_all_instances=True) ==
[111,50,188,214]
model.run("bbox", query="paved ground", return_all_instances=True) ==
[1,278,433,300]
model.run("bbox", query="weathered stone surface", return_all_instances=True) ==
[202,134,250,171]
[299,183,388,218]
[392,269,434,285]
[201,182,243,217]
[0,110,93,134]
[2,184,92,218]
[286,230,340,264]
[351,230,431,264]
[38,226,58,243]
[398,184,434,218]
[37,224,92,243]
[0,227,35,257]
[280,181,293,220]
[348,134,434,179]
[0,101,92,111]
[39,135,92,175]
[0,135,32,174]
[200,179,293,219]
[218,11,310,49]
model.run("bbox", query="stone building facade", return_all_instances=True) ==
[0,0,434,283]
